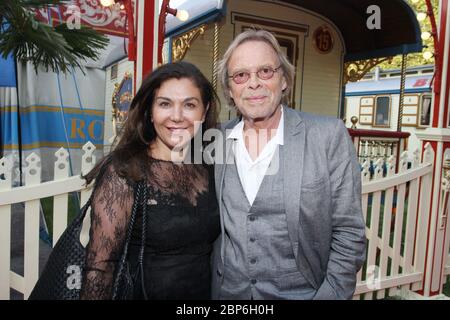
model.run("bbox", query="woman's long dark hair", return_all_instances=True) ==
[84,61,219,185]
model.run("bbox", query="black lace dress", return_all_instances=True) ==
[80,158,220,300]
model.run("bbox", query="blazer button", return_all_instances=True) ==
[250,258,257,264]
[249,216,256,221]
[216,269,222,277]
[251,279,257,285]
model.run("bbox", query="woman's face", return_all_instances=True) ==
[151,77,208,156]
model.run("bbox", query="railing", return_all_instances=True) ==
[0,142,96,300]
[348,128,411,171]
[353,143,434,299]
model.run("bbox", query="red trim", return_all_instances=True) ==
[125,0,136,61]
[430,141,450,295]
[444,59,450,129]
[437,183,450,293]
[431,0,448,127]
[158,0,171,65]
[417,140,438,296]
[347,128,410,139]
[142,1,156,80]
[443,7,450,129]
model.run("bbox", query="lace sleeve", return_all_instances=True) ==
[80,166,134,300]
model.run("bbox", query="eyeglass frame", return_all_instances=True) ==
[228,65,282,84]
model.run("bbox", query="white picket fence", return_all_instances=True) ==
[0,141,448,300]
[0,142,96,300]
[353,143,435,299]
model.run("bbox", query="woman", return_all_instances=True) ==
[80,62,220,299]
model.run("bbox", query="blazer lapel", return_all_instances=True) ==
[215,118,240,260]
[282,106,319,289]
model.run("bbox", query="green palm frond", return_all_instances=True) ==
[55,24,110,62]
[0,0,109,73]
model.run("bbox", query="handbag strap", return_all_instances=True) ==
[139,184,148,299]
[111,179,146,299]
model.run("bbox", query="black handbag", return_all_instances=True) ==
[28,172,148,300]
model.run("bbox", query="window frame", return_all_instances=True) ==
[372,95,391,128]
[418,93,432,128]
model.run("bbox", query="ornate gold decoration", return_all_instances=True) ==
[343,57,393,84]
[172,24,207,62]
[111,72,133,143]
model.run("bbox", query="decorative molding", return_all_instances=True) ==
[416,129,450,142]
[33,0,129,36]
[344,57,393,84]
[172,24,207,62]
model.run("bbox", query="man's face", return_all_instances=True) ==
[227,40,287,122]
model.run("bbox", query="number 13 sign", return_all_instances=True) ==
[313,25,334,54]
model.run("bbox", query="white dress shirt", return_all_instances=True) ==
[227,108,284,205]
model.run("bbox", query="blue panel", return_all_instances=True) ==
[345,88,431,97]
[0,54,16,88]
[1,107,105,149]
[1,106,19,147]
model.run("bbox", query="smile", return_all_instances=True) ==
[167,127,188,132]
[246,96,267,103]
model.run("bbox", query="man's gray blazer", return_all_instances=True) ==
[211,106,367,300]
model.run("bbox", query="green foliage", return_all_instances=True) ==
[0,0,109,73]
[378,0,439,70]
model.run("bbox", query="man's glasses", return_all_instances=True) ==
[228,65,282,84]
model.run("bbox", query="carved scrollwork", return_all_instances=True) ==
[344,57,393,84]
[172,24,207,62]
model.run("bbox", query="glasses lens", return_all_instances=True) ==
[233,72,249,84]
[257,67,275,80]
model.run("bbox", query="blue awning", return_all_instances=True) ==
[165,0,225,37]
[280,0,423,61]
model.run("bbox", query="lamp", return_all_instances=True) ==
[417,12,428,21]
[423,51,434,60]
[421,31,432,40]
[163,3,189,22]
[100,0,115,6]
[158,0,190,64]
[176,9,189,22]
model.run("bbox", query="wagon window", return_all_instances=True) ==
[374,96,390,127]
[420,95,432,126]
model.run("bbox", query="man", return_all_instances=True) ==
[211,29,366,300]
